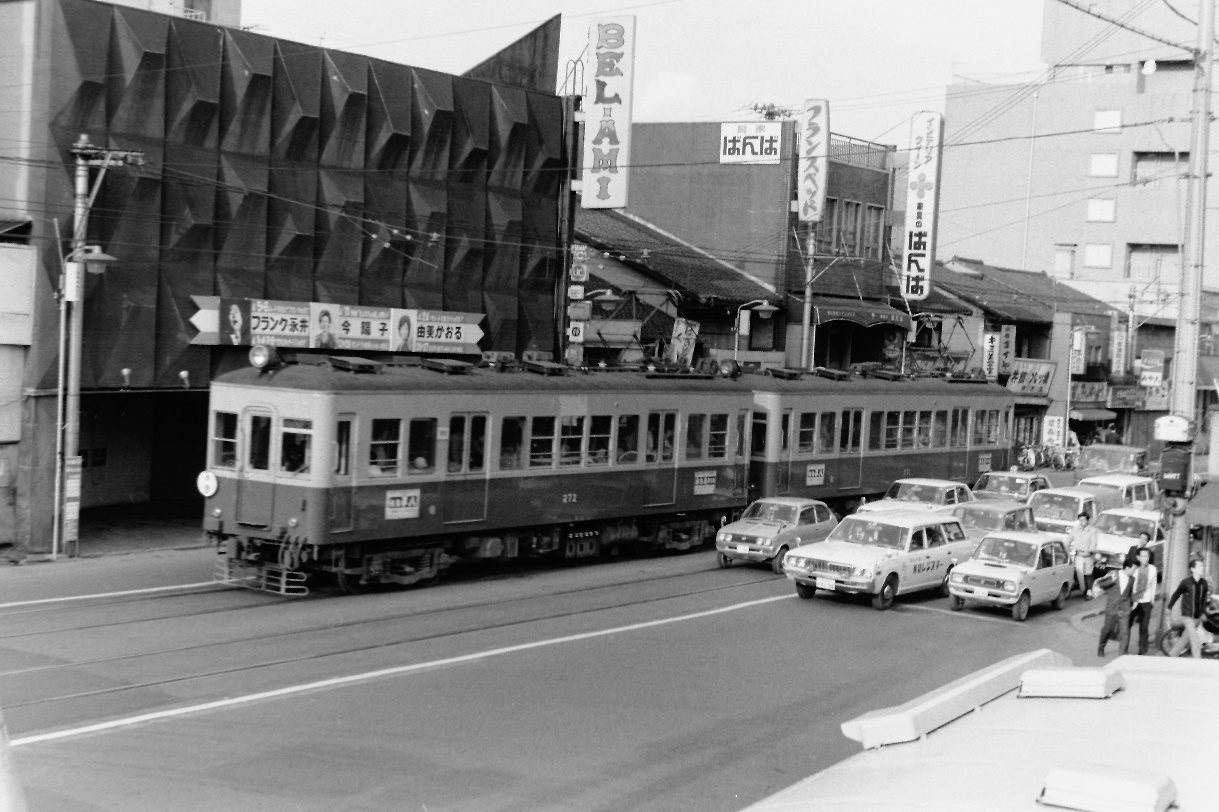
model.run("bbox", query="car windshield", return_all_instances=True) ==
[1029,492,1080,521]
[975,474,1026,497]
[1078,447,1143,473]
[883,482,943,504]
[828,518,907,550]
[973,537,1038,567]
[952,505,1007,531]
[1093,514,1156,539]
[740,501,798,524]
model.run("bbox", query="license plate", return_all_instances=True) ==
[736,544,752,553]
[816,577,836,591]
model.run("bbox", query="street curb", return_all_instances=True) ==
[1069,604,1105,634]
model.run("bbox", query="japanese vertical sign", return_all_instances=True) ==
[1110,328,1127,375]
[718,122,782,164]
[902,111,944,301]
[1139,349,1165,387]
[1069,329,1086,375]
[581,16,636,209]
[797,99,829,223]
[999,325,1017,374]
[982,332,1000,379]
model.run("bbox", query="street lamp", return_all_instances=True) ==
[734,299,778,360]
[52,244,116,561]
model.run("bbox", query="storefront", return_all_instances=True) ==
[810,298,912,370]
[1006,359,1056,447]
[1068,380,1114,444]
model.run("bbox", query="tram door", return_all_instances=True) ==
[328,415,354,532]
[947,407,969,481]
[443,413,489,524]
[777,409,793,493]
[731,408,748,497]
[236,408,274,527]
[838,408,864,489]
[643,410,678,506]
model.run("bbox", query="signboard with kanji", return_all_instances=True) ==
[1070,380,1109,403]
[1006,359,1056,397]
[1139,349,1165,387]
[982,332,1000,380]
[581,16,636,209]
[901,111,943,301]
[999,325,1017,374]
[1042,416,1065,448]
[797,99,829,223]
[719,122,782,164]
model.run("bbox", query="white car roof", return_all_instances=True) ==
[954,501,1029,514]
[1098,507,1161,521]
[1031,486,1102,498]
[976,531,1057,545]
[1078,474,1155,486]
[891,478,966,487]
[843,510,959,529]
[750,497,828,508]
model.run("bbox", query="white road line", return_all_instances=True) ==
[0,581,232,610]
[904,603,1029,626]
[11,593,795,747]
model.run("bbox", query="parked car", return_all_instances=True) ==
[949,501,1037,544]
[855,478,975,514]
[1076,474,1159,510]
[1027,485,1124,538]
[947,532,1074,621]
[1091,508,1167,575]
[1074,444,1148,478]
[972,471,1051,503]
[715,497,838,574]
[783,510,972,610]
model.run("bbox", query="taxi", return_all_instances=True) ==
[715,497,838,574]
[1091,507,1166,574]
[949,500,1036,544]
[1076,474,1159,510]
[1027,485,1123,538]
[971,470,1050,503]
[855,478,975,514]
[783,510,972,610]
[947,532,1074,621]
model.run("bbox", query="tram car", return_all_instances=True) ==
[198,353,1014,594]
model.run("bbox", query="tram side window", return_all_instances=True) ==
[950,408,967,447]
[885,411,901,450]
[589,415,613,466]
[500,417,526,470]
[819,412,837,454]
[560,416,584,467]
[868,411,883,450]
[369,419,400,476]
[407,418,436,472]
[708,414,729,459]
[335,420,351,476]
[687,413,706,460]
[932,410,949,448]
[646,412,675,462]
[751,412,768,456]
[735,411,747,459]
[449,416,466,473]
[448,415,486,474]
[916,411,933,448]
[986,409,1000,444]
[780,412,791,452]
[617,415,640,463]
[900,410,917,448]
[797,413,816,454]
[280,418,312,474]
[530,416,556,468]
[213,411,238,468]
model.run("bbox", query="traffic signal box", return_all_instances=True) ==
[1157,446,1192,496]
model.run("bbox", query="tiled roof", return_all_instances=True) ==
[935,258,1112,322]
[575,209,774,305]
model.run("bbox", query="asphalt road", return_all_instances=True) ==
[1,548,1102,812]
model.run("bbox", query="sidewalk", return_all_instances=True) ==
[1070,594,1171,657]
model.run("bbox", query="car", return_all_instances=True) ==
[1074,444,1149,477]
[971,471,1050,503]
[1091,508,1167,574]
[947,532,1074,621]
[1027,485,1124,538]
[1076,474,1159,510]
[783,509,972,610]
[855,478,975,514]
[949,501,1036,544]
[715,497,838,574]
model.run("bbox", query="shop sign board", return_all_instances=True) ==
[1110,328,1127,375]
[1006,359,1055,397]
[797,99,829,223]
[999,325,1017,374]
[1107,386,1141,409]
[581,16,636,209]
[1042,416,1065,448]
[1140,379,1171,411]
[1139,349,1165,387]
[901,111,943,301]
[982,332,1000,379]
[719,121,782,164]
[1069,380,1109,403]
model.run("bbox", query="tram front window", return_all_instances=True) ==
[280,419,312,474]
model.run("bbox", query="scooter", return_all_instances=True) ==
[1158,595,1219,658]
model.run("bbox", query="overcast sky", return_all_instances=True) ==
[239,0,1049,149]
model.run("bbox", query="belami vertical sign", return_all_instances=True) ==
[901,111,943,301]
[797,99,829,223]
[582,16,637,209]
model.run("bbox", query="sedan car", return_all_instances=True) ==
[947,532,1074,621]
[972,471,1050,503]
[949,501,1036,544]
[855,478,975,514]
[715,497,838,574]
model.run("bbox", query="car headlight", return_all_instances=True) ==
[950,571,965,584]
[717,532,729,543]
[786,555,803,568]
[852,567,872,579]
[1002,581,1016,591]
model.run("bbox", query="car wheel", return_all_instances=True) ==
[716,552,732,569]
[938,568,953,598]
[1051,583,1069,610]
[948,594,964,611]
[872,575,897,611]
[796,581,816,599]
[771,546,789,575]
[1011,591,1031,622]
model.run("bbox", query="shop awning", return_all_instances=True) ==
[1070,408,1116,421]
[813,299,912,331]
[1014,396,1050,407]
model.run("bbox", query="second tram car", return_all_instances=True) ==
[199,355,1014,594]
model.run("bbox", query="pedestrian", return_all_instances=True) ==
[1092,555,1138,657]
[1127,546,1157,655]
[1068,513,1098,598]
[1167,558,1212,658]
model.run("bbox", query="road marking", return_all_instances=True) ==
[11,593,794,747]
[905,603,1030,626]
[0,581,232,610]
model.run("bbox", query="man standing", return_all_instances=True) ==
[1167,558,1212,658]
[1127,546,1157,655]
[1092,555,1137,657]
[1069,513,1098,598]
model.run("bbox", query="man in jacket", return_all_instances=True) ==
[1167,558,1212,658]
[1092,555,1137,657]
[1127,545,1157,655]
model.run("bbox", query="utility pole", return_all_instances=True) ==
[1165,0,1214,593]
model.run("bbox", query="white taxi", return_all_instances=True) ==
[715,497,838,574]
[947,532,1074,621]
[855,478,975,514]
[1091,508,1166,574]
[783,510,973,610]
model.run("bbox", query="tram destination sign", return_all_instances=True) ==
[189,296,484,354]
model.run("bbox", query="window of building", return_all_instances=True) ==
[839,200,862,255]
[1093,109,1122,133]
[1054,244,1076,278]
[1133,151,1188,185]
[1083,243,1112,268]
[1088,153,1119,177]
[863,205,885,259]
[815,197,838,254]
[1086,199,1116,222]
[1126,244,1181,283]
[748,316,777,351]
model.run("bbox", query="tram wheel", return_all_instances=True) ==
[336,569,370,595]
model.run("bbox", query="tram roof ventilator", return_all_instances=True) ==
[422,358,473,375]
[327,356,383,374]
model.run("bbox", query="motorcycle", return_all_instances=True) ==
[1158,595,1219,658]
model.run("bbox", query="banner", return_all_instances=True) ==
[669,318,700,365]
[719,122,782,164]
[581,16,636,209]
[797,99,829,223]
[901,111,944,301]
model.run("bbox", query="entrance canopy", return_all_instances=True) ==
[1070,408,1116,421]
[813,299,912,331]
